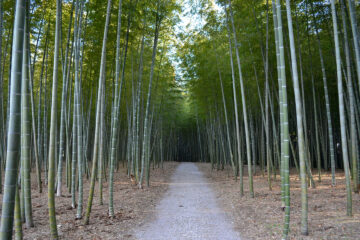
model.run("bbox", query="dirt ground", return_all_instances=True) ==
[199,163,360,240]
[2,162,359,239]
[0,162,178,240]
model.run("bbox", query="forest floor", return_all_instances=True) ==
[3,161,179,239]
[199,163,360,240]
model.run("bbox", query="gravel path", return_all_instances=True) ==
[135,162,241,240]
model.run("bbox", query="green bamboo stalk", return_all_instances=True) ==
[145,110,155,186]
[0,0,3,192]
[14,185,22,240]
[98,85,105,205]
[71,86,78,208]
[43,49,49,186]
[275,0,290,238]
[37,32,49,189]
[71,0,80,209]
[75,0,85,219]
[29,11,43,195]
[84,0,112,225]
[228,0,253,197]
[21,3,34,227]
[0,0,25,238]
[139,4,162,188]
[196,114,203,163]
[342,0,359,193]
[285,0,307,235]
[47,0,62,238]
[57,0,74,197]
[29,53,42,194]
[265,0,271,191]
[224,5,241,190]
[304,3,321,182]
[272,0,284,201]
[20,171,25,223]
[347,0,360,94]
[330,0,352,217]
[135,33,146,182]
[216,46,234,180]
[109,0,123,217]
[309,0,336,185]
[294,6,316,189]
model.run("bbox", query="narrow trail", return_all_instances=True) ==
[135,163,241,240]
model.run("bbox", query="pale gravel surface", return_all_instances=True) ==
[135,162,242,240]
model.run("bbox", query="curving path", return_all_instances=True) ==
[135,162,241,240]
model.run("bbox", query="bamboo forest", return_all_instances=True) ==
[0,0,360,239]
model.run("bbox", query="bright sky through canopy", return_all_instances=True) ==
[171,0,222,82]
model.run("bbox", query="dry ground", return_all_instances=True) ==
[2,161,359,240]
[198,163,360,240]
[0,162,178,240]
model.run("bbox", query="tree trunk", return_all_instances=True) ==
[228,0,253,197]
[109,0,123,217]
[342,0,359,193]
[275,0,290,238]
[84,0,112,225]
[285,0,307,235]
[224,4,241,191]
[139,4,162,188]
[47,0,62,238]
[21,3,34,227]
[330,0,352,217]
[57,0,75,197]
[0,0,25,238]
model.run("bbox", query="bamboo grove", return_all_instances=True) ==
[178,0,360,239]
[0,0,183,238]
[0,0,359,239]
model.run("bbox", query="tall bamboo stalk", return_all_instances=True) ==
[309,0,336,185]
[84,0,112,225]
[21,2,34,227]
[75,0,85,219]
[109,0,123,217]
[272,0,283,199]
[265,0,271,191]
[224,5,241,189]
[228,0,253,197]
[48,0,62,238]
[0,0,25,238]
[347,0,360,93]
[0,0,3,186]
[341,0,358,193]
[274,0,290,238]
[215,46,234,181]
[57,0,75,197]
[285,0,307,235]
[139,3,162,188]
[330,0,352,217]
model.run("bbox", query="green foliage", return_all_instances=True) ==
[176,0,344,133]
